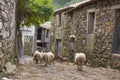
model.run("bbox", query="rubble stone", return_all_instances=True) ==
[0,0,16,71]
[5,62,16,74]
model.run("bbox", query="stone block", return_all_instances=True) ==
[5,62,16,74]
[0,42,2,47]
[0,0,5,5]
[86,34,94,52]
[0,53,4,59]
[1,77,13,80]
[2,31,9,39]
[0,5,6,11]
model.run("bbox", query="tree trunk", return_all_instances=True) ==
[15,0,24,64]
[16,24,24,64]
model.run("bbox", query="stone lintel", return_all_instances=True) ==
[111,4,120,9]
[87,8,99,12]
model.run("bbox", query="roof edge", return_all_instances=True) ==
[54,6,74,14]
[64,0,96,14]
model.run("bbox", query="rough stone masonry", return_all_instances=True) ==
[0,0,16,72]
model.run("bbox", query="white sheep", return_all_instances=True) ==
[33,51,43,64]
[74,53,86,71]
[43,52,55,66]
[48,52,55,64]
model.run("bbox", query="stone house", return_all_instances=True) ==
[53,0,120,68]
[0,0,16,71]
[53,5,76,56]
[20,21,51,55]
[37,22,51,52]
[21,26,36,56]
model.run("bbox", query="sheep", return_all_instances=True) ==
[43,52,50,66]
[48,52,55,64]
[43,52,55,66]
[74,53,86,71]
[33,51,43,64]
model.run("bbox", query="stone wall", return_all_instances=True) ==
[0,0,16,71]
[51,14,63,55]
[63,7,88,61]
[24,36,34,56]
[63,0,120,69]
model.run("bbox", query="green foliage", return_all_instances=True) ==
[65,0,83,7]
[52,0,83,10]
[15,0,54,60]
[52,0,71,9]
[17,0,54,26]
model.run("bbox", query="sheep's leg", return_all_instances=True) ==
[52,57,55,64]
[40,58,42,63]
[39,58,41,63]
[77,65,79,70]
[79,65,83,71]
[50,57,54,64]
[44,61,48,66]
[35,58,39,64]
[44,63,48,67]
[78,65,83,71]
[51,59,54,64]
[60,60,63,64]
[44,58,48,66]
[33,58,36,63]
[48,58,51,65]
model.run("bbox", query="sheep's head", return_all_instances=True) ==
[75,53,79,56]
[69,34,76,42]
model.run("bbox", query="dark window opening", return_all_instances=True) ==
[37,28,42,40]
[46,30,49,38]
[0,17,2,39]
[37,43,47,52]
[88,12,95,34]
[56,14,61,26]
[0,17,2,33]
[56,39,62,55]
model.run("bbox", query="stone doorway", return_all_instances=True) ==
[56,39,62,56]
[112,9,120,54]
[86,12,95,52]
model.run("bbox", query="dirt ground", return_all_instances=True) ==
[7,61,120,80]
